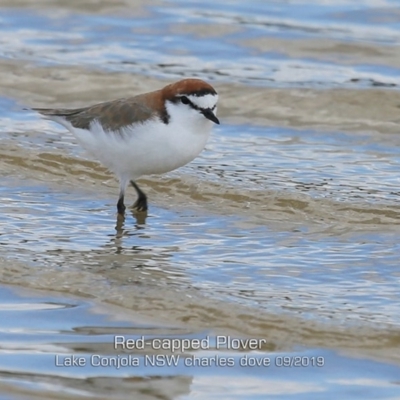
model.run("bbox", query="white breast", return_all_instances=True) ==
[68,109,213,183]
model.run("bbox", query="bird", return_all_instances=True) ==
[33,78,219,215]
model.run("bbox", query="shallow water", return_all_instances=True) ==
[1,0,400,399]
[1,284,400,400]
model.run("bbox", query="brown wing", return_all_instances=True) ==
[33,95,161,132]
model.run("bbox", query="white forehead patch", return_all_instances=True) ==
[187,93,218,109]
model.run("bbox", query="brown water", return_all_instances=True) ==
[1,1,400,399]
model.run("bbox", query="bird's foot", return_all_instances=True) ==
[132,197,148,213]
[117,196,126,217]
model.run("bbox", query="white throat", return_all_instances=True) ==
[165,95,217,126]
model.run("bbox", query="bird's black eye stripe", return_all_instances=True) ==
[179,96,200,111]
[180,96,190,105]
[177,96,217,114]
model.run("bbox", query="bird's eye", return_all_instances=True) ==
[180,96,190,105]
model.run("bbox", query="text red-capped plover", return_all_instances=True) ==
[33,78,219,215]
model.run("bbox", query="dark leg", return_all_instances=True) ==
[130,180,148,212]
[117,194,126,215]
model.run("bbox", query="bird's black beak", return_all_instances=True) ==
[202,108,220,124]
